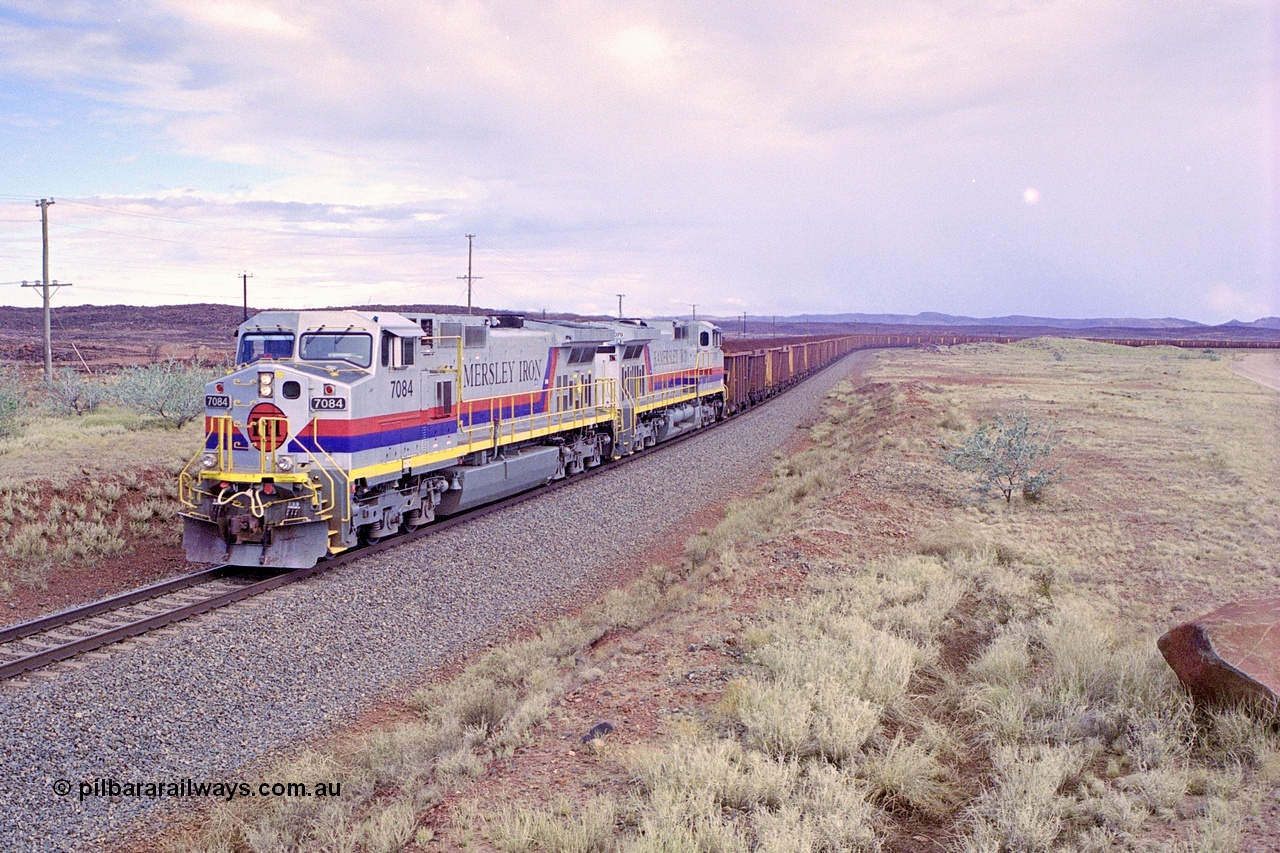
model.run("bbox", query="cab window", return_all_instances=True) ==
[381,333,415,368]
[300,332,373,368]
[237,333,294,365]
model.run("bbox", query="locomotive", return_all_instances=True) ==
[179,310,726,568]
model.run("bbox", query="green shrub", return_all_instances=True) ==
[112,359,222,428]
[944,409,1064,503]
[44,367,109,416]
[0,365,24,438]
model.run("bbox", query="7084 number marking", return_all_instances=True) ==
[390,380,413,399]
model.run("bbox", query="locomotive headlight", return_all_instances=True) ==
[276,456,295,472]
[200,453,218,470]
[258,371,274,398]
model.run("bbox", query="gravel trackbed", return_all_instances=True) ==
[0,353,868,852]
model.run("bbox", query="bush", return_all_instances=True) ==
[44,367,109,416]
[945,410,1064,504]
[112,359,221,428]
[0,365,25,438]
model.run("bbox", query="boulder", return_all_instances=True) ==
[1157,598,1280,713]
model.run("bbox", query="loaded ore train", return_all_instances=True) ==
[183,309,1279,570]
[181,310,865,569]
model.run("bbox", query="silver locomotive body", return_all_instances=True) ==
[180,310,725,568]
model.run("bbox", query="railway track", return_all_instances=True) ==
[0,348,861,682]
[0,567,300,681]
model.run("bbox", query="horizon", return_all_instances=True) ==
[2,300,1276,329]
[1,3,1275,324]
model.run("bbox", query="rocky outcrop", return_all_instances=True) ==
[1158,598,1280,713]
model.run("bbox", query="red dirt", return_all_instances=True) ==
[2,545,190,626]
[1,470,193,628]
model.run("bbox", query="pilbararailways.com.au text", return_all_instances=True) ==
[52,778,343,802]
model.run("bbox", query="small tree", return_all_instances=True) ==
[45,367,109,416]
[945,410,1064,504]
[113,359,220,428]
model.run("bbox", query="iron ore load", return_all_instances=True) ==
[179,310,858,569]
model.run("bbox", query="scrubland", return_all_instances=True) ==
[0,407,196,599]
[153,339,1278,852]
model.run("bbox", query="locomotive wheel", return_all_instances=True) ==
[361,520,394,544]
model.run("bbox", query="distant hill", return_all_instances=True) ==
[1222,317,1280,329]
[773,312,1208,330]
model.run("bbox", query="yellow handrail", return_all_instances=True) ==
[178,416,234,510]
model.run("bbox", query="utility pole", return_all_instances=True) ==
[616,293,625,319]
[241,271,254,321]
[458,234,482,315]
[690,304,697,322]
[27,199,57,382]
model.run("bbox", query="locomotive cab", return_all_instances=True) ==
[180,311,396,568]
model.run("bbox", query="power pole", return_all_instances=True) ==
[458,234,482,315]
[29,199,56,382]
[241,271,254,321]
[690,304,697,322]
[616,293,625,319]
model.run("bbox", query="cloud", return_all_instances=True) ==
[1206,281,1275,323]
[0,1,1273,322]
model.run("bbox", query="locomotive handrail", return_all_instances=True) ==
[250,415,288,472]
[452,377,618,458]
[301,418,346,528]
[178,416,236,512]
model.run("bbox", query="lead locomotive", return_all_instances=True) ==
[179,311,725,568]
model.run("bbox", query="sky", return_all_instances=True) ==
[0,1,1275,323]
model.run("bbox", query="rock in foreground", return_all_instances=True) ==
[1157,598,1280,712]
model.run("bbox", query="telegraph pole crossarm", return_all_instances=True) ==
[21,274,75,383]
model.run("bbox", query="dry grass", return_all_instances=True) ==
[895,339,1280,609]
[0,406,194,590]
[0,406,199,487]
[153,339,1280,852]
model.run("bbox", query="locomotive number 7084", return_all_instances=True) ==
[390,380,413,399]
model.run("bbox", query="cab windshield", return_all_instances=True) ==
[300,332,373,368]
[237,333,295,364]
